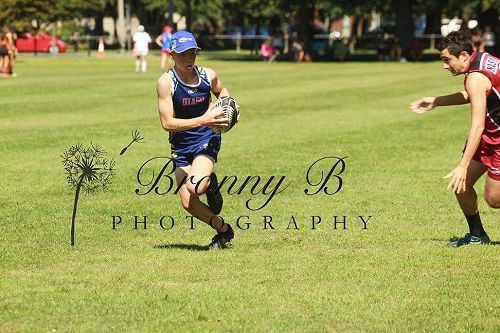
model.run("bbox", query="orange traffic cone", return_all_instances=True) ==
[97,37,105,57]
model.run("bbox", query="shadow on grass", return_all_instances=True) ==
[154,243,208,251]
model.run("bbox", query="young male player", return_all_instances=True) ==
[156,31,236,250]
[410,31,500,247]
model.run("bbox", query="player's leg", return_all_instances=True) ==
[450,160,488,247]
[175,156,222,227]
[175,165,221,227]
[141,55,147,73]
[1,55,9,76]
[188,154,233,248]
[455,160,487,215]
[175,164,233,249]
[484,176,500,208]
[187,154,224,215]
[135,55,141,73]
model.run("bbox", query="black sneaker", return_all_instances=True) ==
[206,173,223,214]
[208,224,234,250]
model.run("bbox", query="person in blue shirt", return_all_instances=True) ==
[157,31,237,250]
[155,25,174,73]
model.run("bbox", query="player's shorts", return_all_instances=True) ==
[470,141,500,181]
[171,136,221,168]
[135,48,148,56]
[161,49,171,55]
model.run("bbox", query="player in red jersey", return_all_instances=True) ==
[410,31,500,247]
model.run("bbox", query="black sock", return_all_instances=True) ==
[465,212,485,237]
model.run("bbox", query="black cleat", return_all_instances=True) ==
[208,224,234,250]
[206,173,223,214]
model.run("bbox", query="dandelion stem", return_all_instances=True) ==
[71,176,84,246]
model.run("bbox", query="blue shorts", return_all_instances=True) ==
[171,136,221,168]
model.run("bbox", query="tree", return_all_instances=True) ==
[0,0,111,33]
[0,0,57,31]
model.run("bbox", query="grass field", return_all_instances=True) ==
[1,54,499,332]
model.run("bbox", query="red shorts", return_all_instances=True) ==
[472,142,500,181]
[161,49,171,55]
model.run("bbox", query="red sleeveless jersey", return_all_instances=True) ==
[465,52,500,148]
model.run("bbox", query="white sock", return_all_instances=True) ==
[135,60,140,72]
[141,60,147,73]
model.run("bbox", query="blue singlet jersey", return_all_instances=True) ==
[162,32,172,50]
[167,66,220,150]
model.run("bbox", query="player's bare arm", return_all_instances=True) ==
[207,67,240,122]
[155,35,163,48]
[410,91,469,114]
[444,72,491,193]
[207,68,229,98]
[157,75,228,131]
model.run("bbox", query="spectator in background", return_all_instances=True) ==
[155,25,174,73]
[484,26,495,55]
[471,29,485,52]
[291,36,304,62]
[410,38,423,61]
[71,30,79,52]
[390,36,402,61]
[332,38,349,62]
[272,32,284,54]
[8,26,17,77]
[133,25,152,73]
[0,27,10,77]
[261,38,279,62]
[376,36,391,61]
[0,26,15,77]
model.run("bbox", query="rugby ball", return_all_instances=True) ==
[210,96,239,133]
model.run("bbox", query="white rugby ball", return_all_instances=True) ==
[210,96,239,133]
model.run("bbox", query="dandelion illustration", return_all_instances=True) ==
[61,143,115,246]
[120,130,145,155]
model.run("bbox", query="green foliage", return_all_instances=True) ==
[0,0,56,31]
[0,0,111,32]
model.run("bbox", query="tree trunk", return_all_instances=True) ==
[185,0,192,31]
[393,0,414,59]
[297,1,314,57]
[94,12,104,36]
[254,19,261,55]
[424,3,443,34]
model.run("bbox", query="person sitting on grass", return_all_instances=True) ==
[261,38,279,63]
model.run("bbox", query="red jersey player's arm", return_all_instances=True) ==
[460,73,491,168]
[444,72,491,194]
[410,91,469,114]
[157,75,228,131]
[434,90,469,106]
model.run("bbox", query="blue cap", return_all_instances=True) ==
[171,31,200,53]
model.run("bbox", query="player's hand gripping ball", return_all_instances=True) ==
[210,96,239,133]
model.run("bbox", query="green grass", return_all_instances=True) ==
[1,54,499,332]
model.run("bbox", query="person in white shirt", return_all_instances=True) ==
[133,25,152,73]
